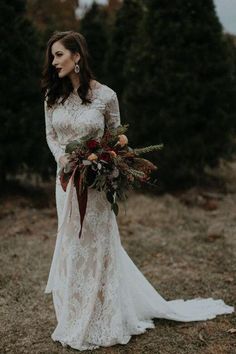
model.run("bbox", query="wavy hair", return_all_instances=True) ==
[41,31,95,107]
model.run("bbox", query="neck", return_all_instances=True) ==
[69,71,80,91]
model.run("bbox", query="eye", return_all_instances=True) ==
[52,52,63,58]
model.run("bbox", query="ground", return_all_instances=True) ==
[0,161,235,354]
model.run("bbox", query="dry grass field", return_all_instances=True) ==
[1,161,236,354]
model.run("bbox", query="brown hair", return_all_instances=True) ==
[41,30,95,107]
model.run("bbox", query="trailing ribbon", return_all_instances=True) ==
[59,165,88,239]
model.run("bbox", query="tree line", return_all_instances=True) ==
[1,0,236,191]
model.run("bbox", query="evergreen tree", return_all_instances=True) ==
[123,0,236,189]
[79,3,109,81]
[105,0,143,97]
[0,0,44,184]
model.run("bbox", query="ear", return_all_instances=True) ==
[74,52,81,63]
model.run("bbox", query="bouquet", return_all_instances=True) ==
[59,124,163,238]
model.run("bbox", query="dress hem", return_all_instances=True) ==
[51,320,155,351]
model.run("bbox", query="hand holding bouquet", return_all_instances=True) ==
[59,124,163,238]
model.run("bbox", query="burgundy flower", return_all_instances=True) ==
[86,139,99,150]
[100,152,111,162]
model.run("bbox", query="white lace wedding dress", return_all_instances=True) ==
[44,82,234,351]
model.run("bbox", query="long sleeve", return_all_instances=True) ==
[104,91,121,129]
[44,100,64,164]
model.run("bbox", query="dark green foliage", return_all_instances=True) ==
[122,0,236,189]
[0,0,46,183]
[106,0,143,98]
[79,3,109,81]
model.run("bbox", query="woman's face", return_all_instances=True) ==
[51,41,80,78]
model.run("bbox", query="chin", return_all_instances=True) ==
[58,72,66,78]
[58,70,70,78]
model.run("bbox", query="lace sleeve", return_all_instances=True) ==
[104,91,121,129]
[44,100,64,164]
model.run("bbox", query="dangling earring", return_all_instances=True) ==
[74,62,80,74]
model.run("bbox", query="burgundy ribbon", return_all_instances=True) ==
[60,165,88,239]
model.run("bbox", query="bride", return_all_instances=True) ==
[41,30,234,351]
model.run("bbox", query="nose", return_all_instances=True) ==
[52,57,58,67]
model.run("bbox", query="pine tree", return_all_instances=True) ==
[123,0,236,189]
[79,3,109,81]
[0,0,44,184]
[105,0,143,97]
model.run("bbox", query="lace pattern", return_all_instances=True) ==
[44,84,120,165]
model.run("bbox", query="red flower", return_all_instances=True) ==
[104,146,119,153]
[100,152,111,162]
[87,139,99,150]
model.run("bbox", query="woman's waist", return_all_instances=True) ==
[57,131,103,148]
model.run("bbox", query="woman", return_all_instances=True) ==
[42,31,234,351]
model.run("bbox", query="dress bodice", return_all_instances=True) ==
[44,83,121,165]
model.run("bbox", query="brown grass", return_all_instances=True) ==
[1,162,236,354]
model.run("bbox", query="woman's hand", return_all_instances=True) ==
[59,153,70,168]
[59,154,76,173]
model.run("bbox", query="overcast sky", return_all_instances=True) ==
[214,0,236,34]
[79,0,236,34]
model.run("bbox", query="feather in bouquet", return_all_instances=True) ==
[59,124,163,238]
